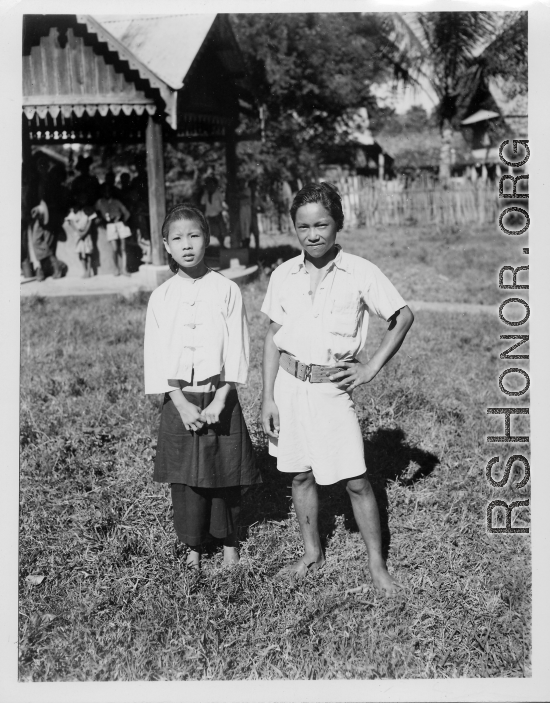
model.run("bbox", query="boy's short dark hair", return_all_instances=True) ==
[162,204,211,273]
[289,182,345,232]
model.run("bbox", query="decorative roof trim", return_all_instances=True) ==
[23,104,156,120]
[76,14,177,128]
[23,96,155,107]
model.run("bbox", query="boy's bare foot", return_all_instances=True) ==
[186,549,201,570]
[223,546,240,566]
[276,556,325,581]
[369,562,400,595]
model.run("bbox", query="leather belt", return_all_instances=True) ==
[279,351,347,383]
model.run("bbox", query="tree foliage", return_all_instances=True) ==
[478,12,527,99]
[231,13,397,180]
[379,11,528,178]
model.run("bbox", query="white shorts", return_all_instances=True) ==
[269,368,367,485]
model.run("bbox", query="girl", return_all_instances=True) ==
[144,205,260,570]
[261,182,414,593]
[65,197,96,278]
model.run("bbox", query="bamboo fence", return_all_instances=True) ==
[204,174,501,236]
[258,177,499,234]
[336,176,500,229]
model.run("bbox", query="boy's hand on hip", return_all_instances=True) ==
[329,362,378,391]
[261,399,280,438]
[200,397,225,425]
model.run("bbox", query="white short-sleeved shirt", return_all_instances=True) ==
[144,270,249,394]
[261,246,406,366]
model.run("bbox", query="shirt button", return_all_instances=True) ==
[189,301,195,306]
[308,291,312,296]
[314,313,319,318]
[189,324,196,329]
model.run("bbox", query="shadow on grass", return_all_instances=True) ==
[241,428,439,561]
[203,243,300,269]
[255,244,301,269]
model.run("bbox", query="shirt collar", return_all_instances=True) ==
[291,244,348,274]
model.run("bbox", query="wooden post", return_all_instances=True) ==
[146,115,167,266]
[225,125,241,248]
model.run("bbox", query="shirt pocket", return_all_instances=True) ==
[328,295,361,337]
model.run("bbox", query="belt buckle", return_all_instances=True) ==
[294,360,311,382]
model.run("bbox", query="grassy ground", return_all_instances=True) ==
[19,223,530,680]
[256,221,529,305]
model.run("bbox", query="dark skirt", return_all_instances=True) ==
[154,388,260,488]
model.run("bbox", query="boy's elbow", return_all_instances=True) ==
[393,306,413,333]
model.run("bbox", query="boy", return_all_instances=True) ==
[261,182,414,594]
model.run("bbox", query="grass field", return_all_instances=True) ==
[257,221,529,306]
[19,222,531,680]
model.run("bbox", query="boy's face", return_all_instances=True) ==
[164,217,207,271]
[294,202,338,260]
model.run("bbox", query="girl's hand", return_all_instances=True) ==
[261,398,280,439]
[200,397,225,425]
[329,361,378,391]
[177,402,205,432]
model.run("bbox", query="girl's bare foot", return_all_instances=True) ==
[223,546,240,566]
[276,555,325,581]
[186,549,201,570]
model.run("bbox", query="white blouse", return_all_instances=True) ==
[144,270,249,394]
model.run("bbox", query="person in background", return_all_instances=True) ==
[131,166,152,263]
[71,155,100,210]
[119,172,134,209]
[144,204,260,570]
[65,195,96,278]
[30,158,68,281]
[238,176,252,248]
[95,182,131,276]
[104,170,122,200]
[275,179,293,234]
[200,176,227,249]
[248,178,261,250]
[21,160,35,279]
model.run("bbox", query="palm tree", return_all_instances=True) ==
[380,11,526,181]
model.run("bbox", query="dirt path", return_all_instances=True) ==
[20,276,494,315]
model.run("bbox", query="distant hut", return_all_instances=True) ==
[320,107,394,181]
[457,65,527,180]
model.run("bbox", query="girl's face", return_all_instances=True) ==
[294,202,338,260]
[164,217,207,273]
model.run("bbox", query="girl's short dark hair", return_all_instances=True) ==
[289,182,345,231]
[162,204,210,273]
